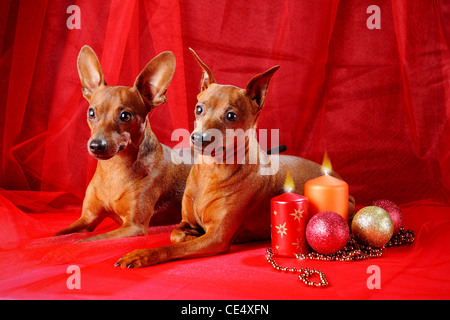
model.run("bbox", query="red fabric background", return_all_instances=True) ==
[0,0,449,299]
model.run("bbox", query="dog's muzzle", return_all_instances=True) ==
[191,132,213,148]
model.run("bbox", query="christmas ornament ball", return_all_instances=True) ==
[306,211,350,255]
[351,206,394,247]
[372,199,403,234]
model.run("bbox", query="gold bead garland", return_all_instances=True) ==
[266,247,329,287]
[266,227,415,288]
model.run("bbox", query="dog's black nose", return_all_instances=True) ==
[89,139,108,153]
[191,132,211,146]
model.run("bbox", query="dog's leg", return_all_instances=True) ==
[78,197,157,241]
[168,186,204,244]
[115,207,239,268]
[53,183,107,236]
[77,221,147,242]
[170,221,204,243]
[53,208,104,236]
[115,229,229,268]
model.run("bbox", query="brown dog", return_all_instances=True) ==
[54,46,192,242]
[115,49,355,267]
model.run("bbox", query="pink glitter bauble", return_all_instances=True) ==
[306,211,350,255]
[373,199,403,234]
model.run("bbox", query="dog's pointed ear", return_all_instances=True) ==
[134,51,176,110]
[246,65,280,111]
[189,48,216,92]
[77,45,106,101]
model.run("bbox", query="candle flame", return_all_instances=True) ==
[322,150,332,175]
[284,170,294,193]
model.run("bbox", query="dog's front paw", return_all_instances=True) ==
[115,249,161,269]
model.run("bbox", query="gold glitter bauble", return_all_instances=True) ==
[351,206,394,248]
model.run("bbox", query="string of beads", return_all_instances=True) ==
[266,228,415,287]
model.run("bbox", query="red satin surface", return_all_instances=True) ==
[1,0,449,299]
[0,196,449,299]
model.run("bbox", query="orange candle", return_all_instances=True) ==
[304,152,348,220]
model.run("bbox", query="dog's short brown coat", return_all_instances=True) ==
[116,49,355,268]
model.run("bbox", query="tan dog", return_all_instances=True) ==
[115,49,355,267]
[54,46,192,242]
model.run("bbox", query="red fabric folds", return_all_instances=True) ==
[0,0,449,299]
[1,0,449,204]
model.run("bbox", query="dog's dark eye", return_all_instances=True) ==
[119,111,132,122]
[226,111,238,123]
[195,105,204,116]
[88,108,96,120]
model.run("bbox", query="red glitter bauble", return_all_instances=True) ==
[306,211,350,255]
[373,199,403,234]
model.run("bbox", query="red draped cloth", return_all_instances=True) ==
[0,0,449,299]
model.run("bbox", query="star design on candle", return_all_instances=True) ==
[290,209,304,222]
[273,210,278,215]
[275,222,288,238]
[292,238,302,250]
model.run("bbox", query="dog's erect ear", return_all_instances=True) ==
[189,48,216,92]
[134,51,176,110]
[77,45,106,101]
[246,65,280,111]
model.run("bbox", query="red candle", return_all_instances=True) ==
[271,172,309,257]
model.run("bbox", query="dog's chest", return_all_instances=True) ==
[93,168,146,213]
[190,168,258,223]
